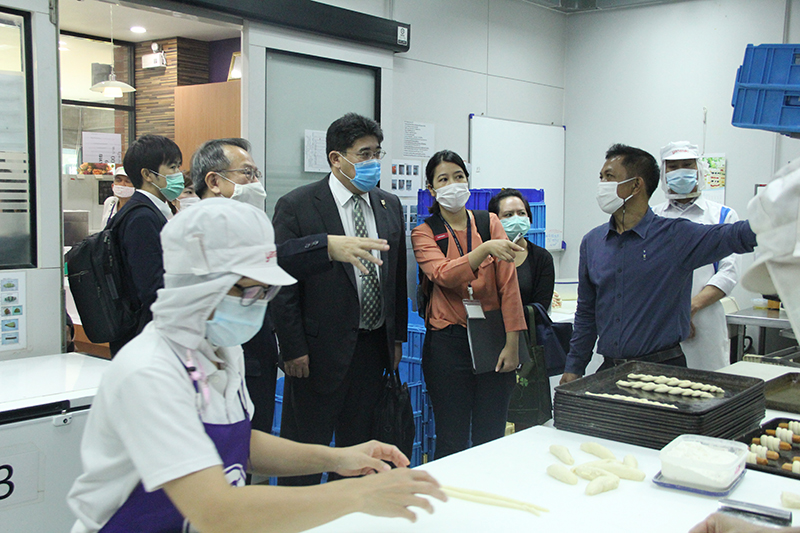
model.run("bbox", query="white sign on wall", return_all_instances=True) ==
[82,132,122,166]
[403,121,435,159]
[304,130,329,173]
[0,271,25,352]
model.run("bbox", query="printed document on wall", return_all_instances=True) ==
[1,271,26,351]
[304,130,329,173]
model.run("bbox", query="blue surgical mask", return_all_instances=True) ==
[205,295,268,347]
[666,168,698,195]
[150,170,185,202]
[501,215,531,242]
[339,154,381,192]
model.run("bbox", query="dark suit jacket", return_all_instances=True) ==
[111,191,168,352]
[270,176,408,394]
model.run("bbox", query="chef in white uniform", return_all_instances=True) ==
[652,141,740,371]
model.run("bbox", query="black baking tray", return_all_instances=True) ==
[555,406,764,450]
[554,362,766,449]
[554,361,765,414]
[737,418,800,480]
[765,374,800,414]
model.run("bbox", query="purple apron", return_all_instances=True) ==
[99,352,251,533]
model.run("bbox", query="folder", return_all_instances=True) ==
[466,309,531,374]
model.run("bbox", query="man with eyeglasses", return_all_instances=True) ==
[270,113,407,486]
[191,137,392,441]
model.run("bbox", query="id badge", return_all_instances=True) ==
[463,299,485,319]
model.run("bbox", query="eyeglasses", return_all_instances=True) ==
[221,167,262,183]
[345,150,387,162]
[233,283,280,306]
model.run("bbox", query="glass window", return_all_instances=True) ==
[0,10,34,269]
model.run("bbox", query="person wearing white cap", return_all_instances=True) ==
[652,141,740,371]
[100,165,134,228]
[67,198,444,533]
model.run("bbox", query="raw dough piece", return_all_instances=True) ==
[666,378,680,386]
[547,463,578,485]
[442,486,548,515]
[640,375,656,382]
[630,382,645,389]
[580,442,617,461]
[681,389,694,396]
[616,380,632,387]
[668,387,683,395]
[623,454,638,469]
[549,444,574,465]
[641,383,657,391]
[690,382,704,390]
[585,474,620,496]
[654,385,670,393]
[583,459,646,481]
[627,373,641,380]
[782,491,800,509]
[572,464,611,481]
[654,376,669,384]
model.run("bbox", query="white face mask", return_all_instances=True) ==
[435,182,471,213]
[178,197,200,209]
[113,184,135,198]
[220,175,268,209]
[596,177,636,214]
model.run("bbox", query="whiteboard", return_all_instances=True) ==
[469,115,565,249]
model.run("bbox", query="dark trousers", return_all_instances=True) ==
[242,312,280,434]
[278,326,387,486]
[423,325,515,461]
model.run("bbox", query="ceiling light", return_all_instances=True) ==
[130,26,146,34]
[89,5,135,99]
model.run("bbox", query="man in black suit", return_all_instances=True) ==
[191,137,392,437]
[110,135,183,355]
[271,113,407,485]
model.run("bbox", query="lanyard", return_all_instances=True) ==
[439,212,472,257]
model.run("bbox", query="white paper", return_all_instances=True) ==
[82,132,122,166]
[401,200,419,235]
[403,121,435,158]
[545,230,563,251]
[0,271,26,352]
[390,159,422,198]
[0,72,28,153]
[304,130,329,173]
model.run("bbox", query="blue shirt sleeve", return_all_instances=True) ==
[680,219,757,271]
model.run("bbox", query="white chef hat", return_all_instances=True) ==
[659,141,706,199]
[742,158,800,340]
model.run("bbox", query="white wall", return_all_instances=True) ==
[391,0,566,158]
[562,0,791,309]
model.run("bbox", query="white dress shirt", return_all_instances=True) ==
[328,173,384,329]
[138,189,173,220]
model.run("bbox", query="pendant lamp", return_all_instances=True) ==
[90,4,135,98]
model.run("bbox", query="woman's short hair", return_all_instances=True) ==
[488,188,532,222]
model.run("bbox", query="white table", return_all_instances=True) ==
[308,364,800,533]
[0,353,111,532]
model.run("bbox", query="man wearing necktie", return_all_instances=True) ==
[271,113,407,485]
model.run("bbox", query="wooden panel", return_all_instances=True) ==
[174,80,241,168]
[134,38,210,140]
[73,324,111,360]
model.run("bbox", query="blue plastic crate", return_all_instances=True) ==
[399,356,423,384]
[426,436,436,461]
[529,202,546,230]
[413,410,424,445]
[526,229,546,248]
[732,84,800,133]
[410,443,423,467]
[272,396,282,436]
[407,325,425,361]
[417,189,434,217]
[737,44,800,85]
[465,189,493,211]
[408,297,424,328]
[407,381,424,413]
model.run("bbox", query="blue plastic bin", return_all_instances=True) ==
[529,202,546,229]
[732,44,800,134]
[407,382,425,413]
[410,443,423,467]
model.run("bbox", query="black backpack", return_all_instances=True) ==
[416,210,492,320]
[66,202,160,344]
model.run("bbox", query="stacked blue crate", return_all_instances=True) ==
[732,44,800,135]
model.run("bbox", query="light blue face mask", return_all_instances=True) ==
[501,215,531,242]
[205,295,268,347]
[666,168,698,195]
[339,154,381,192]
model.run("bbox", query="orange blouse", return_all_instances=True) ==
[411,210,526,333]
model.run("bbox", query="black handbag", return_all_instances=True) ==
[372,368,415,459]
[530,303,573,377]
[507,305,552,428]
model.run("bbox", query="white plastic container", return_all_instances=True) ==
[659,435,748,490]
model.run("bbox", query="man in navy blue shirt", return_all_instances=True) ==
[560,144,757,384]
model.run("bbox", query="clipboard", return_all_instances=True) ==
[466,309,530,374]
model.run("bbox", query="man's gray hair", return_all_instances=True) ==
[191,138,252,198]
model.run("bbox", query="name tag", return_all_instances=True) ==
[434,233,448,242]
[463,299,485,319]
